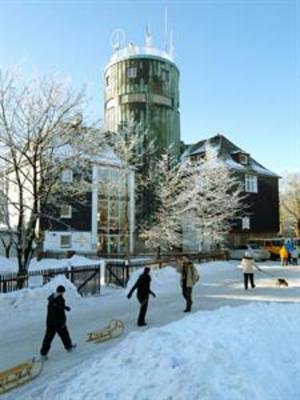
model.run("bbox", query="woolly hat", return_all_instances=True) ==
[56,285,66,293]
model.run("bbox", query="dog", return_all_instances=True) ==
[276,278,289,288]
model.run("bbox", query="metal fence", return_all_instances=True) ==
[0,265,101,296]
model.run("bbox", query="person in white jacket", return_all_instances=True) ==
[240,252,258,290]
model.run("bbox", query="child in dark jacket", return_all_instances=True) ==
[40,285,76,359]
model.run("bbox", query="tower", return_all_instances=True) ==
[104,29,181,157]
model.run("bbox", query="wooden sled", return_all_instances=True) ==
[0,357,43,395]
[87,319,124,343]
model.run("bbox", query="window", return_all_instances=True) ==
[245,175,258,193]
[61,169,73,183]
[127,66,137,78]
[60,205,72,218]
[239,154,249,165]
[60,235,71,248]
[162,69,169,82]
[106,75,110,86]
[242,216,250,230]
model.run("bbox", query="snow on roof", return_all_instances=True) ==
[90,146,124,167]
[224,157,279,177]
[106,45,176,70]
[183,134,279,178]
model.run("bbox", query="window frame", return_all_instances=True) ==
[127,66,137,79]
[60,205,72,219]
[60,234,72,248]
[61,169,73,183]
[242,216,250,230]
[245,174,258,193]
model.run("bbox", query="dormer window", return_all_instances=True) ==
[189,153,205,164]
[239,154,249,165]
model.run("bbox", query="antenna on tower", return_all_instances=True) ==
[145,24,152,47]
[169,30,175,58]
[164,6,168,52]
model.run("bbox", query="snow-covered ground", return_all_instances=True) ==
[1,261,300,399]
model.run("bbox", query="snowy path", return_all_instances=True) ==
[1,261,300,399]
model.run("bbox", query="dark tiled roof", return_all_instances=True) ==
[183,134,279,178]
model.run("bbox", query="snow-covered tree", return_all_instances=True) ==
[280,172,300,237]
[103,119,158,229]
[140,152,193,255]
[141,145,244,254]
[182,145,244,251]
[0,69,104,275]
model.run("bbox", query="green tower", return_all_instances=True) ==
[104,30,181,157]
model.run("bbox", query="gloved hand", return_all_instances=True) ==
[127,293,132,299]
[65,306,71,312]
[151,292,156,298]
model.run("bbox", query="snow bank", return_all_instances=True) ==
[0,256,17,273]
[0,275,80,312]
[46,303,300,400]
[30,255,103,271]
[0,255,103,274]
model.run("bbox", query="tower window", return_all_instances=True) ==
[162,69,169,82]
[127,67,137,79]
[106,76,110,86]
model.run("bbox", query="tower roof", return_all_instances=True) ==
[105,44,177,71]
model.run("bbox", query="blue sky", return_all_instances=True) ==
[0,0,299,173]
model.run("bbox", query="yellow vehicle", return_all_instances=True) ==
[248,238,284,260]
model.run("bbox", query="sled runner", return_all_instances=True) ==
[0,357,43,395]
[87,319,124,343]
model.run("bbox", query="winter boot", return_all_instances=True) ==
[67,344,77,352]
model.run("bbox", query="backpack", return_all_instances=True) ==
[192,266,200,285]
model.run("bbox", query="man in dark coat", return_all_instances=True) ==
[127,267,156,327]
[40,285,76,359]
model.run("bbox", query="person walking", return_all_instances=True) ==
[177,255,199,312]
[285,240,294,264]
[240,252,259,290]
[40,285,76,360]
[279,244,288,266]
[127,267,156,327]
[291,247,299,265]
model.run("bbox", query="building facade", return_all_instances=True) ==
[104,40,181,157]
[41,158,135,255]
[184,134,280,246]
